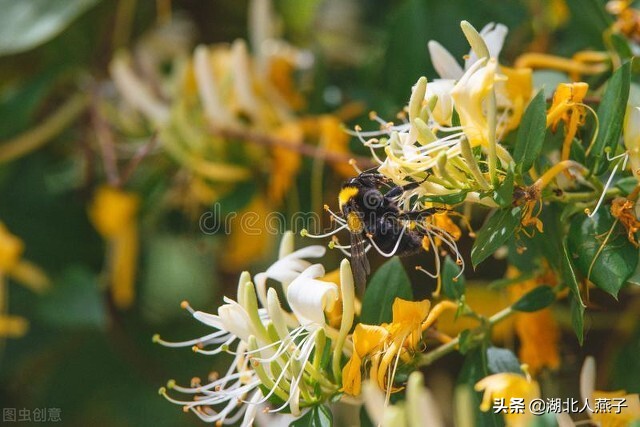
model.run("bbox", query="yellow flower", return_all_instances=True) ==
[269,122,303,203]
[342,324,389,396]
[342,297,456,395]
[475,371,541,427]
[624,106,640,175]
[450,58,500,149]
[506,267,560,375]
[321,267,362,329]
[437,285,514,342]
[0,222,50,339]
[89,186,140,309]
[580,356,640,427]
[423,212,462,250]
[546,82,590,162]
[220,196,273,271]
[499,66,533,132]
[610,197,640,246]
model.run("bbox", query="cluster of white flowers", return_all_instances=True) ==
[155,232,355,425]
[352,22,531,208]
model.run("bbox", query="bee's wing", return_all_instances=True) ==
[350,229,370,291]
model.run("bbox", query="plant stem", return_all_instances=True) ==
[417,306,514,367]
[0,93,89,163]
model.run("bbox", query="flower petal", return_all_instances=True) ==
[286,264,339,327]
[428,40,464,80]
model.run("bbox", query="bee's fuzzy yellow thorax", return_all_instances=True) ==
[338,186,359,209]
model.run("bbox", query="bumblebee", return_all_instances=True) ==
[337,172,442,289]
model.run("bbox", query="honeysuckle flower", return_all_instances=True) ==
[363,372,445,427]
[514,51,609,82]
[610,196,640,246]
[0,222,50,339]
[155,232,355,424]
[356,21,522,209]
[429,22,532,133]
[428,22,507,81]
[624,105,640,175]
[89,185,140,309]
[450,57,503,149]
[253,231,326,308]
[608,0,640,45]
[568,356,640,427]
[475,369,541,427]
[506,266,560,375]
[219,196,273,272]
[342,297,456,396]
[546,82,591,162]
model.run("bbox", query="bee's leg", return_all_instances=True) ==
[397,207,445,221]
[385,176,430,199]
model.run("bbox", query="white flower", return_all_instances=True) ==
[287,264,339,327]
[363,372,445,427]
[428,22,507,80]
[155,232,353,425]
[254,232,326,308]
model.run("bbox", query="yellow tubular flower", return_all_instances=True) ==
[342,324,389,396]
[546,82,589,162]
[581,356,640,427]
[591,390,640,427]
[269,122,303,203]
[319,115,357,178]
[220,196,272,271]
[515,52,609,81]
[0,222,51,339]
[89,186,140,309]
[506,266,560,375]
[611,197,640,246]
[624,106,640,175]
[342,298,456,396]
[475,372,541,427]
[498,66,533,132]
[450,58,500,149]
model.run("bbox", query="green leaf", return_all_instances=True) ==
[561,240,586,344]
[513,91,547,175]
[567,210,638,298]
[512,286,555,312]
[486,347,523,374]
[615,176,639,195]
[457,348,505,427]
[361,257,413,325]
[627,253,640,286]
[0,0,101,56]
[571,296,586,346]
[422,190,468,205]
[492,166,515,208]
[290,405,333,427]
[471,207,522,268]
[587,61,631,175]
[609,33,633,60]
[442,255,465,300]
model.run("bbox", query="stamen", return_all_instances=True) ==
[300,223,348,238]
[588,160,621,218]
[366,225,407,257]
